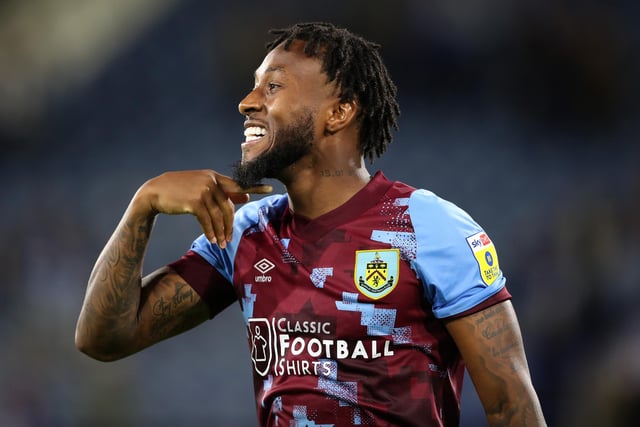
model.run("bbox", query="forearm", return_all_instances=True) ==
[75,197,156,361]
[485,381,547,427]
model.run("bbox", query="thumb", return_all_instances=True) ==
[215,173,273,195]
[243,184,274,194]
[227,184,273,204]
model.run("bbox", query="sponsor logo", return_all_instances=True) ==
[248,318,272,376]
[253,258,275,283]
[354,249,400,300]
[247,316,394,377]
[466,231,501,285]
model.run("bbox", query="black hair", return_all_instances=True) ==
[266,22,400,163]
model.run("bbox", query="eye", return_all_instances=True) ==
[267,82,281,92]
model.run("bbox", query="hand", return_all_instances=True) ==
[134,170,272,248]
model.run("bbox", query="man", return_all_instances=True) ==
[76,22,547,426]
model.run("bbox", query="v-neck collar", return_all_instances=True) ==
[283,171,393,242]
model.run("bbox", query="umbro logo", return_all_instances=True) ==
[254,258,275,282]
[254,258,275,274]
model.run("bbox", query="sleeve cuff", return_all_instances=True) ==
[168,250,237,319]
[444,287,512,319]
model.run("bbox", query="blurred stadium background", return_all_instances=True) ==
[1,0,638,425]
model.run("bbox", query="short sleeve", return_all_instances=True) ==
[170,193,289,317]
[408,189,507,318]
[168,250,236,318]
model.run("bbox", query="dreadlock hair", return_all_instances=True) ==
[265,22,400,163]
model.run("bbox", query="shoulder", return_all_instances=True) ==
[405,188,506,318]
[234,193,289,228]
[189,193,288,273]
[406,188,482,241]
[410,189,473,222]
[373,175,478,240]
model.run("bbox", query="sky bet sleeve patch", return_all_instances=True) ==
[465,231,501,286]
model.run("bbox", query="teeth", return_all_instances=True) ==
[244,126,266,142]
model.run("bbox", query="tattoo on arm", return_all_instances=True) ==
[78,213,155,354]
[148,281,198,340]
[451,302,546,426]
[473,304,521,366]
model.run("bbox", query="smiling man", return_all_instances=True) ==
[76,22,547,426]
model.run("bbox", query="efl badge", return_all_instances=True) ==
[354,249,400,300]
[466,231,501,285]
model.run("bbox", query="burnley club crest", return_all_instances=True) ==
[354,249,400,300]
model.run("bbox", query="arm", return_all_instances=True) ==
[446,300,547,427]
[75,170,272,361]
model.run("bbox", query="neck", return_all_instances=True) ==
[281,158,372,219]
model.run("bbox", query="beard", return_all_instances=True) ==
[232,111,315,189]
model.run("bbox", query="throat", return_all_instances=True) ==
[286,169,372,219]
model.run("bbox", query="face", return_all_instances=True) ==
[234,40,337,187]
[232,111,314,188]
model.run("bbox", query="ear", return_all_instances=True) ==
[325,99,357,134]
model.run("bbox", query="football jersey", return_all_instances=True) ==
[169,171,510,426]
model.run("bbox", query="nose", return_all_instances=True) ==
[238,88,262,116]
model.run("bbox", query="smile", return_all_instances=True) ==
[244,126,267,142]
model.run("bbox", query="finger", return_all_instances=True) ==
[228,193,250,204]
[206,184,236,245]
[214,173,273,195]
[191,201,217,245]
[243,184,274,194]
[225,184,272,205]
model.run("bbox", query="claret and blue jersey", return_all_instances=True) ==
[170,171,510,426]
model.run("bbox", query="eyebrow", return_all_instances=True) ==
[254,65,286,79]
[266,65,285,73]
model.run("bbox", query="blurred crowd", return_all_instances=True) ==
[1,0,638,426]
